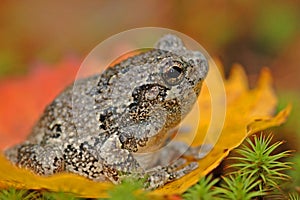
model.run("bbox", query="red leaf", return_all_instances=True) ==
[0,58,80,150]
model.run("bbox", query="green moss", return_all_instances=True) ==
[183,175,221,200]
[0,188,39,200]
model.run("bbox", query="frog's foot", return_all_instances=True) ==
[182,143,213,159]
[5,143,64,175]
[145,158,198,189]
[154,141,213,167]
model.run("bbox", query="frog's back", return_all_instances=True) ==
[27,49,174,146]
[28,75,102,145]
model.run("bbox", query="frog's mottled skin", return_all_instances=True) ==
[5,35,209,188]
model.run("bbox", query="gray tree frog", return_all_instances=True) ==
[5,34,209,189]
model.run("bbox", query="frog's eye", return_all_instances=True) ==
[162,61,185,86]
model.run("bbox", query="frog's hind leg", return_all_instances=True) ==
[145,158,198,189]
[5,143,65,175]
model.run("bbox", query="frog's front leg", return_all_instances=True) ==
[163,127,213,163]
[99,134,199,189]
[5,143,64,175]
[98,134,145,183]
[133,141,212,189]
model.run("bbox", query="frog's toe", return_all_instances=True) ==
[185,143,213,159]
[168,161,198,181]
[164,158,187,171]
[145,159,198,189]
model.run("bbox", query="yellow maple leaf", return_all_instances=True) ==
[0,62,290,199]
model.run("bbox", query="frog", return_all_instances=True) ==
[5,34,209,189]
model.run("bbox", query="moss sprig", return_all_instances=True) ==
[289,193,300,200]
[42,191,81,200]
[104,177,148,200]
[0,188,39,200]
[182,174,221,200]
[230,134,292,191]
[216,173,265,200]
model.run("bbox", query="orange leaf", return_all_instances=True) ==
[0,154,113,198]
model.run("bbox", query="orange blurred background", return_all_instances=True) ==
[0,0,299,88]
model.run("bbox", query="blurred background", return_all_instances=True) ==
[1,0,300,87]
[0,0,299,188]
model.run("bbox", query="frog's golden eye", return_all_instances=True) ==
[162,61,185,86]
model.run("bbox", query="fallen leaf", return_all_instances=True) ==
[0,59,290,198]
[0,154,113,198]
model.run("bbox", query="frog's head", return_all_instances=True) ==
[111,34,209,154]
[127,35,209,153]
[153,34,209,122]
